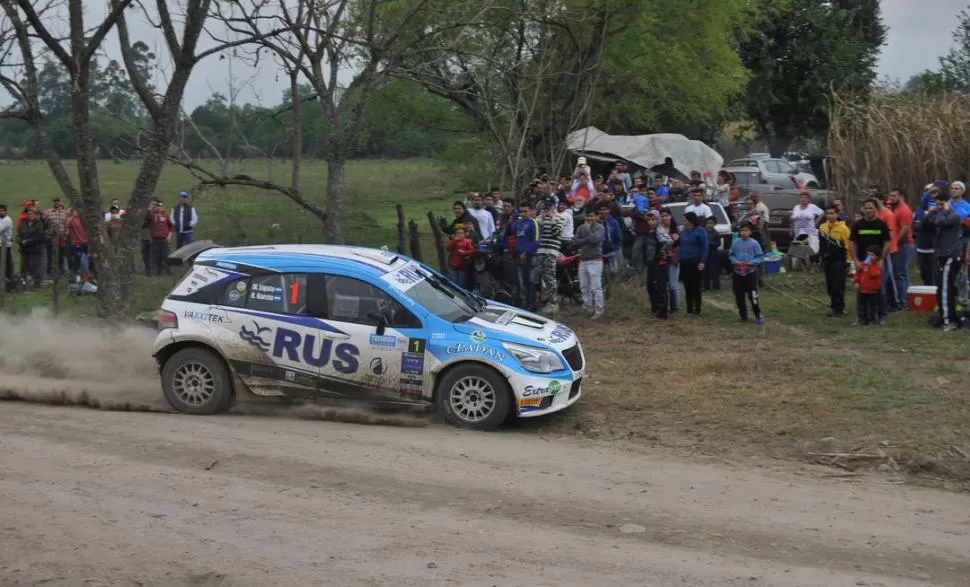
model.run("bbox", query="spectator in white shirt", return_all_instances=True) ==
[466,193,496,240]
[684,189,713,221]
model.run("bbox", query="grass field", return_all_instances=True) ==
[3,159,969,488]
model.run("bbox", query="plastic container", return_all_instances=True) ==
[764,256,784,274]
[907,285,937,312]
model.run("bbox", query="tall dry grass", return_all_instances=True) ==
[829,91,970,211]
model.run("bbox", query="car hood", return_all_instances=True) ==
[452,304,578,351]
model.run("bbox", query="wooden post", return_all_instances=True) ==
[395,204,407,254]
[426,211,448,272]
[0,245,7,309]
[51,245,60,315]
[408,220,422,262]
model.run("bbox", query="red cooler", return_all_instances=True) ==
[907,285,937,312]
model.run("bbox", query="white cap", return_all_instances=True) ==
[953,181,966,192]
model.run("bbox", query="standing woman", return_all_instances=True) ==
[790,191,825,255]
[711,170,732,207]
[677,211,709,317]
[660,208,681,313]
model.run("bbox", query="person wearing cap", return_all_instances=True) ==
[922,189,964,331]
[144,198,173,275]
[170,191,198,249]
[103,199,126,222]
[914,182,942,286]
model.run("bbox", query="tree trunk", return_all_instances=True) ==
[767,132,792,158]
[325,157,345,244]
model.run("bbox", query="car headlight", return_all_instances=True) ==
[502,342,565,374]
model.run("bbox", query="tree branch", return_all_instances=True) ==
[81,0,137,66]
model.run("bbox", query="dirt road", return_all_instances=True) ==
[0,404,968,587]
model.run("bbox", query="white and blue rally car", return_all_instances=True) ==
[152,244,585,429]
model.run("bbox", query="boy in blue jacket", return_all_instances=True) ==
[729,223,765,324]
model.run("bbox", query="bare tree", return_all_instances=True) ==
[0,0,286,316]
[209,0,459,244]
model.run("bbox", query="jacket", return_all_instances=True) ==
[819,220,851,263]
[729,237,764,275]
[923,207,963,258]
[572,221,605,260]
[677,226,709,264]
[537,214,563,255]
[601,216,623,255]
[144,208,173,240]
[498,211,518,253]
[441,212,480,236]
[854,261,882,294]
[68,214,87,246]
[514,217,540,256]
[446,237,474,269]
[171,203,198,233]
[644,227,672,266]
[17,219,45,251]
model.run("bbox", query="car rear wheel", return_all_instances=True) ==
[161,347,232,415]
[436,364,511,430]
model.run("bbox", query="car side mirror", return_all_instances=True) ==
[367,311,387,335]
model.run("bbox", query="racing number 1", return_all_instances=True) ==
[408,338,426,353]
[289,281,301,305]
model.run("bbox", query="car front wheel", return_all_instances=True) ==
[436,364,512,430]
[161,347,233,415]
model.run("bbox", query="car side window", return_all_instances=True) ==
[223,273,308,315]
[322,274,421,329]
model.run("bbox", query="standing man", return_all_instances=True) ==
[922,189,964,331]
[874,194,902,312]
[946,181,970,308]
[536,199,563,314]
[684,188,713,222]
[615,161,632,192]
[144,198,173,276]
[819,205,851,317]
[170,191,198,249]
[43,197,69,278]
[888,189,914,306]
[467,193,496,240]
[17,207,45,288]
[572,209,606,320]
[0,204,12,291]
[513,202,540,312]
[849,199,892,326]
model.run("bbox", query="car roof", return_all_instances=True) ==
[195,244,413,278]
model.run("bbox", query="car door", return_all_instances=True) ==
[311,273,429,403]
[216,271,323,399]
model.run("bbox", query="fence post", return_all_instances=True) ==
[425,211,448,273]
[51,245,60,315]
[0,245,7,309]
[395,204,407,254]
[408,220,422,262]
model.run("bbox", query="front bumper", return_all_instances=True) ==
[511,372,584,417]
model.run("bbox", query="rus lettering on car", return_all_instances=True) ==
[547,324,572,344]
[272,326,360,374]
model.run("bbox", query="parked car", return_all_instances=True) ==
[725,157,821,190]
[152,244,586,430]
[619,201,733,270]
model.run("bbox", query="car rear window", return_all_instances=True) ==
[732,171,761,186]
[668,205,730,226]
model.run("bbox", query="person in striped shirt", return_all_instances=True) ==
[537,199,564,314]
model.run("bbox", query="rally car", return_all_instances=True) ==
[152,244,585,430]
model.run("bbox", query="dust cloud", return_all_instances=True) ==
[0,309,430,426]
[0,309,169,411]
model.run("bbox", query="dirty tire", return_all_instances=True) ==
[161,347,232,415]
[436,363,511,430]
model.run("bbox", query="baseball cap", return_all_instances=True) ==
[178,191,188,197]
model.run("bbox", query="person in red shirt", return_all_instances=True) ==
[887,188,914,311]
[66,207,89,275]
[143,198,173,276]
[446,227,475,289]
[874,193,901,311]
[853,245,883,326]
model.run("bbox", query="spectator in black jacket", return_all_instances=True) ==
[17,207,45,287]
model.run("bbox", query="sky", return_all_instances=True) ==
[2,0,968,111]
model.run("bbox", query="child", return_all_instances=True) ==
[853,245,883,326]
[446,227,474,288]
[703,216,721,290]
[728,223,765,324]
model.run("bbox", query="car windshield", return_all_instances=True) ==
[668,205,730,226]
[399,265,483,322]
